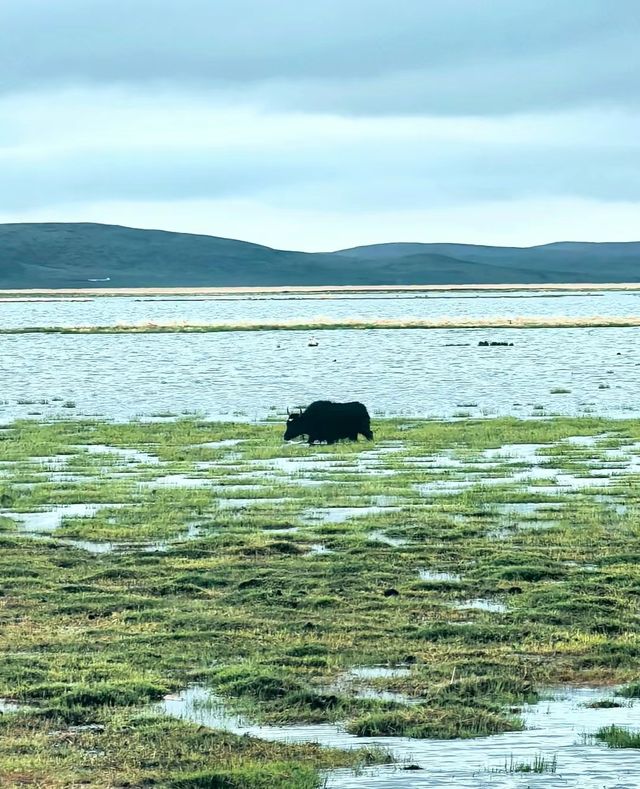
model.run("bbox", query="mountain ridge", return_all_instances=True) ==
[1,222,639,288]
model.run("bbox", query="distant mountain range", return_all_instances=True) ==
[1,222,639,288]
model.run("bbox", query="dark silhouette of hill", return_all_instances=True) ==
[338,241,640,283]
[1,223,639,288]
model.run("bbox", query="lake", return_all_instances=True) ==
[0,289,639,422]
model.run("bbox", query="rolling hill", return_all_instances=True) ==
[0,223,639,288]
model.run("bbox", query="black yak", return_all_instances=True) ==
[284,400,373,445]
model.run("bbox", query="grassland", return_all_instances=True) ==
[1,415,640,786]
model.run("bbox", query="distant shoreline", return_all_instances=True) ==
[3,315,640,334]
[1,282,640,298]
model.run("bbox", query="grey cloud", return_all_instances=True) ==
[1,0,639,115]
[0,144,338,211]
[261,40,640,116]
[2,133,638,213]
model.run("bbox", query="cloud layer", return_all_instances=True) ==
[1,1,639,248]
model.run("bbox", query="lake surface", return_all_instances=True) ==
[0,325,638,423]
[0,291,639,422]
[2,289,640,328]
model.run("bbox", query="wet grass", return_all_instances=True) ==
[346,705,523,739]
[1,415,640,785]
[493,753,558,773]
[594,725,640,748]
[0,712,385,788]
[618,683,640,699]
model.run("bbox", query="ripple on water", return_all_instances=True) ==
[141,474,212,488]
[348,667,412,680]
[50,523,204,555]
[305,543,334,556]
[418,569,462,582]
[367,531,409,548]
[454,598,507,613]
[74,444,161,465]
[416,458,634,499]
[1,503,126,534]
[303,507,401,524]
[215,497,289,509]
[323,666,417,707]
[255,453,399,478]
[4,323,640,421]
[0,699,23,713]
[493,502,564,516]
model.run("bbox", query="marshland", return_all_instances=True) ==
[1,288,640,788]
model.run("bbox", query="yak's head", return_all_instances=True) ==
[284,408,305,441]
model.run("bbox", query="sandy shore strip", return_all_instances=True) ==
[1,282,640,298]
[0,297,94,302]
[3,315,640,333]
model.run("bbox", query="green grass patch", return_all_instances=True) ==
[166,763,320,789]
[493,753,558,773]
[346,705,523,739]
[594,725,640,748]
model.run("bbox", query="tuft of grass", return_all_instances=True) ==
[586,699,622,709]
[493,754,557,773]
[21,681,168,708]
[346,706,523,739]
[594,725,640,748]
[617,683,640,698]
[213,667,306,703]
[166,763,320,789]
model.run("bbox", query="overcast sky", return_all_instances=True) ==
[1,0,639,250]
